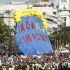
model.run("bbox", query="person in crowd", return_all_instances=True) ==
[62,61,68,70]
[58,62,63,70]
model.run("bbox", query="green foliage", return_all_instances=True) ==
[0,16,13,45]
[0,16,17,54]
[52,26,70,45]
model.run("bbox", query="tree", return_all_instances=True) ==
[0,15,17,55]
[0,17,7,43]
[59,26,70,45]
[0,16,13,47]
[50,25,70,49]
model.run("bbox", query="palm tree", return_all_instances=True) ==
[51,25,70,49]
[60,26,70,45]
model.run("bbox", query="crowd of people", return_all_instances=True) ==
[0,53,70,70]
[0,46,70,70]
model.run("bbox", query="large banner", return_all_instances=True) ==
[14,8,53,55]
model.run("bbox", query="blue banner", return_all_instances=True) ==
[15,16,53,55]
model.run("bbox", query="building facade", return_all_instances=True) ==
[58,0,70,26]
[50,0,70,26]
[0,1,65,35]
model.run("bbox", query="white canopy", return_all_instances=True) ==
[60,48,69,53]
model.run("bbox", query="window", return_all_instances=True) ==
[43,12,46,15]
[61,0,67,3]
[53,12,56,14]
[64,17,66,22]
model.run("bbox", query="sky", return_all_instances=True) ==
[0,0,27,3]
[0,0,10,3]
[0,0,59,4]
